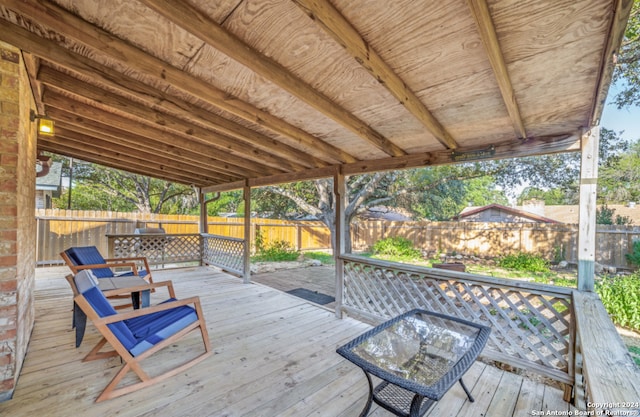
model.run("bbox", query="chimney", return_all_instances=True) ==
[523,199,545,216]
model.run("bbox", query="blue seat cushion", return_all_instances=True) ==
[66,246,114,278]
[76,270,197,357]
[125,300,198,356]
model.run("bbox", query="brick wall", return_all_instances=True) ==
[0,41,36,402]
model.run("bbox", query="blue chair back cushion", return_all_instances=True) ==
[66,246,114,278]
[83,286,138,349]
[76,271,197,357]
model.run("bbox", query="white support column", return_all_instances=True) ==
[577,127,600,292]
[334,168,346,318]
[243,182,251,284]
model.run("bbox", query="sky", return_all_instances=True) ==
[600,83,640,143]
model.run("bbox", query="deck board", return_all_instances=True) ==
[0,266,571,417]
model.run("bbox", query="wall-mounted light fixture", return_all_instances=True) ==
[30,109,55,136]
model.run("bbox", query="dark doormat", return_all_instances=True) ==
[286,288,335,305]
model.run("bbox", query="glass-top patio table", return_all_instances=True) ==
[337,309,491,417]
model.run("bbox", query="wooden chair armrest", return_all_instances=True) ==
[104,256,148,264]
[92,296,202,324]
[102,280,175,298]
[75,262,139,274]
[104,257,152,277]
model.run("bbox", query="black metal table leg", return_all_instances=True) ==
[459,378,474,402]
[359,370,374,417]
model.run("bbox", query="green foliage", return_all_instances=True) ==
[626,240,640,266]
[611,0,640,108]
[628,345,640,367]
[597,203,633,225]
[497,252,550,273]
[303,251,334,264]
[553,245,566,263]
[252,240,299,262]
[50,156,197,214]
[517,187,573,205]
[252,230,299,262]
[598,140,640,204]
[372,237,422,260]
[205,191,242,216]
[596,274,640,331]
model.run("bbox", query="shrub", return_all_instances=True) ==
[625,240,640,267]
[497,252,550,273]
[253,233,299,262]
[596,274,640,331]
[372,237,421,260]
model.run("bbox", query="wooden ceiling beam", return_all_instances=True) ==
[292,0,458,150]
[52,119,237,179]
[36,66,330,170]
[0,1,358,165]
[343,133,581,176]
[205,133,582,193]
[139,0,406,157]
[38,140,216,186]
[41,89,280,177]
[22,53,45,114]
[37,68,307,173]
[45,106,263,179]
[466,0,527,140]
[53,124,238,183]
[48,131,233,185]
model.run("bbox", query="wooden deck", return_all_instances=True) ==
[0,266,574,417]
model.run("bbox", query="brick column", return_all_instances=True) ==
[0,41,36,402]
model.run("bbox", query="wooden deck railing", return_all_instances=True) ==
[107,233,245,276]
[572,291,640,413]
[339,254,575,396]
[201,233,245,276]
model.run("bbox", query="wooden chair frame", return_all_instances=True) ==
[67,275,211,402]
[61,248,155,308]
[60,248,155,284]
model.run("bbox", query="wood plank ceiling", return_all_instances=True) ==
[0,0,631,189]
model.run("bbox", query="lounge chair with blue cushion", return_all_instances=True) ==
[68,270,211,402]
[61,246,153,283]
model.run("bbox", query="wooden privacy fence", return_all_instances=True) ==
[35,209,330,265]
[35,209,640,268]
[351,221,640,268]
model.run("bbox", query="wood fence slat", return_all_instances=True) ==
[35,210,640,268]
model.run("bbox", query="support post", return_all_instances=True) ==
[243,182,251,284]
[334,168,346,318]
[198,189,206,234]
[199,191,220,235]
[577,127,600,292]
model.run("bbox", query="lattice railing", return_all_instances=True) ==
[109,233,201,267]
[341,255,574,384]
[201,233,245,276]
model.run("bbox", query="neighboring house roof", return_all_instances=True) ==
[537,204,639,224]
[455,203,559,223]
[458,203,640,224]
[358,206,413,221]
[35,162,62,191]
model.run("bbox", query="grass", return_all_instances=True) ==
[628,346,640,367]
[303,251,335,265]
